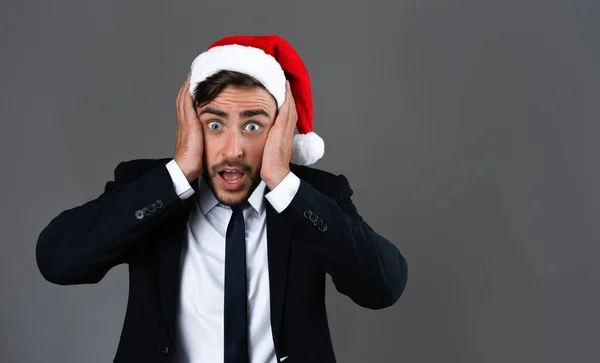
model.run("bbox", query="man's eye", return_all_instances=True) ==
[244,122,260,132]
[208,121,222,131]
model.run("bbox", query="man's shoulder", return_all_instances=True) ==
[111,157,172,183]
[290,163,339,184]
[290,163,349,198]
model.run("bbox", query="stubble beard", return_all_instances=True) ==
[202,159,262,207]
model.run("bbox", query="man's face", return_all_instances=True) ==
[197,86,277,206]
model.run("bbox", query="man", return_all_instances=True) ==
[36,35,408,363]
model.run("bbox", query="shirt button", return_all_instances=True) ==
[158,345,170,354]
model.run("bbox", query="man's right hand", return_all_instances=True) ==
[174,74,204,183]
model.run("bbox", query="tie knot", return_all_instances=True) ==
[230,204,245,215]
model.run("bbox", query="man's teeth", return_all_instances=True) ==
[222,170,243,183]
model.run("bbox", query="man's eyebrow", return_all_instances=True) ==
[199,107,227,117]
[199,107,270,119]
[240,109,270,119]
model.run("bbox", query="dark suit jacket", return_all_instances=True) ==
[36,157,408,363]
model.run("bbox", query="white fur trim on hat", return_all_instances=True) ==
[291,132,325,165]
[189,44,286,109]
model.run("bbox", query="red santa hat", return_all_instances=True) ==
[189,35,324,166]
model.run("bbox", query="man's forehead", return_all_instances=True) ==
[208,87,275,107]
[198,91,276,116]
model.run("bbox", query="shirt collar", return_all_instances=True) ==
[197,176,267,216]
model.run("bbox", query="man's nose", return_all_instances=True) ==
[223,131,244,159]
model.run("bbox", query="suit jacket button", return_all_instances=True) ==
[318,224,328,232]
[147,203,156,213]
[309,214,319,223]
[135,210,144,219]
[156,200,164,209]
[159,345,169,354]
[303,210,312,218]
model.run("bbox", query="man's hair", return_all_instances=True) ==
[192,69,272,108]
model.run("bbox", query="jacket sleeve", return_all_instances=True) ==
[280,174,408,309]
[36,161,185,285]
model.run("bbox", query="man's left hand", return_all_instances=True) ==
[261,80,297,190]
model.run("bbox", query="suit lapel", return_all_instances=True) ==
[158,177,199,344]
[266,202,292,352]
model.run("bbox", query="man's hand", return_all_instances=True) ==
[174,74,204,182]
[261,81,297,190]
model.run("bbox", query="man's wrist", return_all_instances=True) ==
[174,158,202,183]
[263,167,291,190]
[166,159,195,200]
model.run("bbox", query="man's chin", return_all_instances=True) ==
[214,187,250,206]
[209,177,251,206]
[204,170,261,206]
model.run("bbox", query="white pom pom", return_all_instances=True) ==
[291,132,325,165]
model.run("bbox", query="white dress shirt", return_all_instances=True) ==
[165,159,299,363]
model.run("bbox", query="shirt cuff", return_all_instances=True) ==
[165,159,195,200]
[265,171,301,213]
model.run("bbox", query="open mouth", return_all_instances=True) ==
[217,169,246,190]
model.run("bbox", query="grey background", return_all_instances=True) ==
[0,0,596,362]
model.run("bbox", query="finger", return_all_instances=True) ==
[177,76,190,123]
[285,81,295,109]
[179,73,189,97]
[277,83,291,117]
[285,81,296,124]
[181,74,191,101]
[285,80,293,106]
[184,86,195,120]
[275,80,292,123]
[177,76,186,105]
[176,87,184,124]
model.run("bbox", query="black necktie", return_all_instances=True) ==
[224,204,249,363]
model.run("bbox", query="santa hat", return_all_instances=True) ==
[188,35,324,166]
